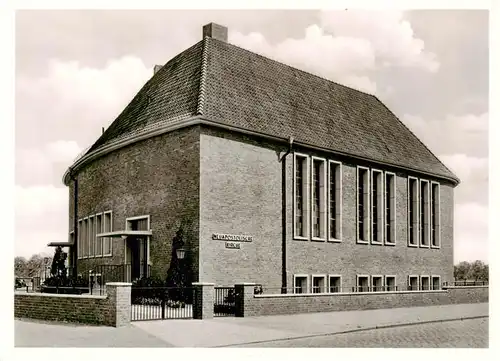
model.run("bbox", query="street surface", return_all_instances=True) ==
[234,318,488,348]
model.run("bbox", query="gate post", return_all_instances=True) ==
[105,282,132,327]
[234,283,256,317]
[192,282,214,319]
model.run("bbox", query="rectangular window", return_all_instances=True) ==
[408,275,419,291]
[82,218,88,257]
[95,214,103,257]
[431,182,441,248]
[357,167,370,243]
[385,275,396,292]
[328,161,342,241]
[420,180,430,247]
[371,170,384,245]
[431,275,441,290]
[356,275,369,292]
[78,220,83,259]
[311,158,326,240]
[408,177,419,247]
[384,172,396,245]
[420,275,430,291]
[88,216,95,257]
[294,275,308,294]
[328,275,342,293]
[294,154,309,239]
[371,275,383,292]
[103,211,113,256]
[312,275,327,293]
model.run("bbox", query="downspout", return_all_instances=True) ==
[70,167,78,276]
[280,137,294,294]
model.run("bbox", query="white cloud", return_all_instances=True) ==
[16,140,82,186]
[15,185,69,258]
[454,202,488,263]
[439,154,488,182]
[16,56,153,149]
[402,112,488,158]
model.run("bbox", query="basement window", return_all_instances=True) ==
[432,275,441,290]
[385,275,396,292]
[294,275,308,294]
[356,275,370,292]
[312,275,327,293]
[371,275,383,292]
[408,275,419,291]
[328,275,342,293]
[420,275,430,291]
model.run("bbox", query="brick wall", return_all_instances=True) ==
[69,126,201,281]
[15,293,111,325]
[14,283,132,326]
[198,126,455,290]
[242,286,488,317]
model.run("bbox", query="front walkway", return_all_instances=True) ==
[15,303,488,347]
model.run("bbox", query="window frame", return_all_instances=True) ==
[88,215,95,257]
[384,172,397,246]
[371,169,384,245]
[328,160,343,242]
[311,274,327,294]
[356,274,370,292]
[77,219,83,259]
[384,275,397,292]
[420,275,430,291]
[311,157,327,241]
[125,215,151,265]
[328,274,342,293]
[102,210,113,257]
[430,181,441,249]
[408,275,419,291]
[95,213,103,257]
[356,166,371,244]
[293,153,310,241]
[293,274,309,294]
[431,275,441,290]
[407,176,419,248]
[419,179,431,248]
[371,275,384,292]
[82,217,89,258]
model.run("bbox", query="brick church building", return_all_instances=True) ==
[59,23,459,294]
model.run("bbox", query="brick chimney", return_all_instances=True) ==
[202,23,228,42]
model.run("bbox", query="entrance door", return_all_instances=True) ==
[128,237,141,281]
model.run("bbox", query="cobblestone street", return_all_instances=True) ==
[234,318,488,348]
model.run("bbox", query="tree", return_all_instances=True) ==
[14,253,52,278]
[469,260,486,281]
[454,261,471,281]
[14,256,28,277]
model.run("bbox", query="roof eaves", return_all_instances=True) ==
[196,36,209,115]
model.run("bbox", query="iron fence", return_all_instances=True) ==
[214,287,235,317]
[447,280,488,287]
[131,286,194,321]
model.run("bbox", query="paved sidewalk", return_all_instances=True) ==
[15,303,488,348]
[133,303,488,347]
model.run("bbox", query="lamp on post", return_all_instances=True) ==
[176,247,186,260]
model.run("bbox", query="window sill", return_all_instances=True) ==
[328,238,342,243]
[408,243,419,248]
[419,244,431,249]
[311,237,326,242]
[370,241,383,246]
[430,245,441,249]
[293,236,309,241]
[356,240,369,244]
[384,242,396,246]
[102,254,113,257]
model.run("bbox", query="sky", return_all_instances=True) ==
[14,9,489,263]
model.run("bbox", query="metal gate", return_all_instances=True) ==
[214,287,235,317]
[131,286,193,321]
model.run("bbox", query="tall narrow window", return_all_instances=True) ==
[385,172,396,245]
[89,216,95,257]
[357,167,370,243]
[294,154,309,239]
[329,161,342,241]
[78,220,83,259]
[431,182,441,248]
[420,180,430,247]
[408,177,419,246]
[95,214,103,257]
[371,170,384,244]
[103,211,112,256]
[82,218,88,257]
[311,158,326,239]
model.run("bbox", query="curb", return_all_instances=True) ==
[215,315,488,347]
